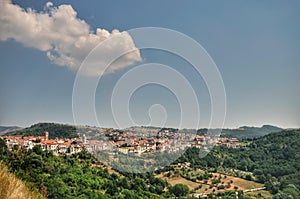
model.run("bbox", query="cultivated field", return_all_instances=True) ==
[156,166,269,197]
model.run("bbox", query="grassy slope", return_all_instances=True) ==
[0,162,43,199]
[156,170,265,194]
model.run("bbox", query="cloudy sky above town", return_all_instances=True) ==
[0,0,299,128]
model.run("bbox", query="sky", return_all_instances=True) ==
[0,0,299,129]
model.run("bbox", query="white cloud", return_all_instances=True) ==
[0,1,141,76]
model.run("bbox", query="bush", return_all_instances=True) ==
[169,184,189,197]
[197,175,203,180]
[245,174,252,181]
[217,185,225,190]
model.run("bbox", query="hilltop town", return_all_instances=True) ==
[1,132,83,155]
[1,127,243,156]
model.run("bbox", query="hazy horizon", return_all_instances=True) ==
[1,120,298,130]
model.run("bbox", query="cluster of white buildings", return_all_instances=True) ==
[1,132,84,154]
[0,129,242,156]
[85,129,203,155]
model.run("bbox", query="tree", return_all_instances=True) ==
[105,180,118,195]
[122,189,140,199]
[169,184,189,197]
[281,184,300,199]
[245,174,252,181]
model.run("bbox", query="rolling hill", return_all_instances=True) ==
[5,123,78,139]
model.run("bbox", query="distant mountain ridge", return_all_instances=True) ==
[4,122,284,140]
[0,126,22,136]
[241,124,282,131]
[221,125,283,139]
[196,125,283,139]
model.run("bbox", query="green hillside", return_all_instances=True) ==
[0,161,44,199]
[0,138,172,198]
[6,123,78,139]
[178,129,300,197]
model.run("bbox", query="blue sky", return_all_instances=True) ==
[0,0,299,128]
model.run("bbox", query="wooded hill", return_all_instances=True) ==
[177,129,300,198]
[6,123,78,139]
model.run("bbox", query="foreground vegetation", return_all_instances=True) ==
[0,138,181,198]
[0,161,43,199]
